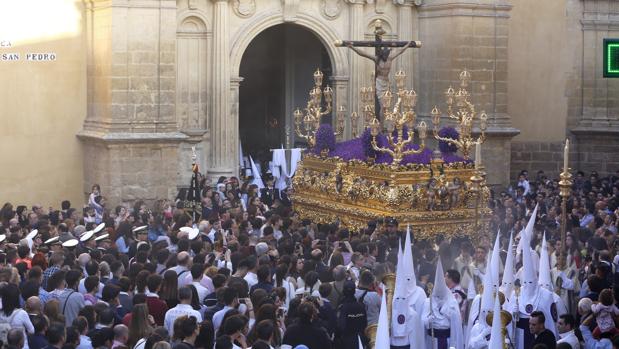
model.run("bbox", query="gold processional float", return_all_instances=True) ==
[290,66,492,241]
[286,23,501,348]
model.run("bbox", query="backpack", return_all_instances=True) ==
[0,310,18,345]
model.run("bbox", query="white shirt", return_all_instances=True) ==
[558,330,580,349]
[0,309,34,349]
[192,281,208,303]
[167,266,190,287]
[244,272,258,289]
[163,304,202,336]
[78,278,104,298]
[213,305,234,331]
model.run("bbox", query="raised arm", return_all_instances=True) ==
[387,41,415,61]
[347,43,377,62]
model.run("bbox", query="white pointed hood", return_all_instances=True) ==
[375,287,390,349]
[521,207,539,302]
[479,254,494,321]
[500,232,515,299]
[249,156,265,189]
[488,292,504,349]
[467,276,477,300]
[538,233,553,291]
[392,225,416,336]
[431,258,453,308]
[490,231,501,289]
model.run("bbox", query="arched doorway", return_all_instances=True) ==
[239,24,333,170]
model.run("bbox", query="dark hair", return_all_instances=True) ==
[191,263,205,280]
[257,265,270,283]
[255,319,275,341]
[530,310,545,324]
[65,326,80,345]
[559,313,575,328]
[101,284,121,302]
[600,288,614,306]
[65,270,81,288]
[222,287,238,306]
[222,315,246,336]
[1,283,20,316]
[46,323,66,345]
[31,314,48,333]
[147,274,163,293]
[446,269,461,284]
[178,315,198,339]
[212,274,227,289]
[84,276,100,293]
[178,286,193,302]
[85,261,99,276]
[215,335,233,349]
[72,316,89,334]
[20,280,40,300]
[135,270,150,293]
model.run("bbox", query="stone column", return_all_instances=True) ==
[396,1,415,88]
[209,0,234,178]
[345,0,365,138]
[230,77,243,175]
[78,0,185,205]
[418,0,518,187]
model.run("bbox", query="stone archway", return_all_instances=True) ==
[238,23,334,170]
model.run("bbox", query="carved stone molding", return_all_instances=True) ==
[282,0,301,22]
[321,0,343,20]
[233,0,256,18]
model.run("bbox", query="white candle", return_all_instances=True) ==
[475,142,481,169]
[563,139,569,173]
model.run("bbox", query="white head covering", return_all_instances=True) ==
[521,207,539,303]
[250,156,265,189]
[488,292,504,349]
[431,258,453,308]
[479,254,494,319]
[375,289,390,349]
[538,232,553,291]
[500,232,515,299]
[93,223,106,234]
[392,225,416,336]
[467,277,477,300]
[490,231,501,288]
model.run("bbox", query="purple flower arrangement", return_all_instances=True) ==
[308,124,469,165]
[313,124,336,154]
[438,126,460,154]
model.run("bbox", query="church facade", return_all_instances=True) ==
[1,0,617,206]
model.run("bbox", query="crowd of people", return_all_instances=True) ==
[0,168,618,349]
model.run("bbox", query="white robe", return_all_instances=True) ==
[515,288,557,349]
[423,298,464,349]
[467,322,490,349]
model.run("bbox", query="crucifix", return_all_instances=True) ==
[336,20,421,119]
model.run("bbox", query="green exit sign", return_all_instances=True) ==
[604,39,619,78]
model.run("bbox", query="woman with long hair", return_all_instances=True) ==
[246,304,283,347]
[0,284,34,348]
[128,303,154,349]
[274,263,294,309]
[159,270,179,308]
[115,221,134,254]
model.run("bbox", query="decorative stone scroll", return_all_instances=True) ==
[233,0,256,18]
[321,0,343,20]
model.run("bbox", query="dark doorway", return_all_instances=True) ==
[239,24,332,168]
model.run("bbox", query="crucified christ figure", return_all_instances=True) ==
[346,41,415,113]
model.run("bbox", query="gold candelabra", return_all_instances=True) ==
[558,139,572,270]
[431,70,488,160]
[368,70,427,165]
[293,68,341,147]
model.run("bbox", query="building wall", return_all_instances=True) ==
[0,0,86,207]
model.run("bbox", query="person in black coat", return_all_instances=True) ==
[282,299,332,349]
[335,281,368,349]
[529,311,556,349]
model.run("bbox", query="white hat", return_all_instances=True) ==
[430,258,453,308]
[44,236,60,245]
[132,225,148,234]
[62,239,79,248]
[538,233,553,291]
[80,230,95,242]
[375,287,390,349]
[392,225,418,337]
[188,228,200,241]
[94,233,110,242]
[93,223,106,234]
[179,227,193,234]
[488,292,504,349]
[500,232,515,299]
[0,235,6,243]
[26,229,38,240]
[520,206,540,309]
